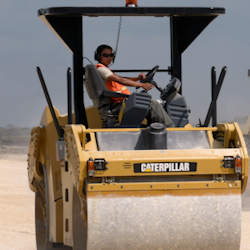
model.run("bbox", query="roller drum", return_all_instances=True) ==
[86,193,241,250]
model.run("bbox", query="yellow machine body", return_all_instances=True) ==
[28,5,248,250]
[28,106,249,249]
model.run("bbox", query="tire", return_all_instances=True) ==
[35,166,72,250]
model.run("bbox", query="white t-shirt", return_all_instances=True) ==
[97,66,113,83]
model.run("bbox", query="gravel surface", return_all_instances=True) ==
[0,159,35,250]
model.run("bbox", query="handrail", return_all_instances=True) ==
[67,68,72,124]
[203,66,227,127]
[36,67,64,140]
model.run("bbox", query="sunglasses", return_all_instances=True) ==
[101,53,115,58]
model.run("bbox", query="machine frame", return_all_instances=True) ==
[27,5,249,250]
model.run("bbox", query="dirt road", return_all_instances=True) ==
[0,153,249,250]
[0,157,35,250]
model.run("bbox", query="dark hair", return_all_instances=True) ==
[96,44,113,55]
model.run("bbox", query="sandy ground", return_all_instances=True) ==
[242,191,250,250]
[0,151,249,249]
[0,156,36,250]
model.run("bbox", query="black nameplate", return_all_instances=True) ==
[134,162,197,173]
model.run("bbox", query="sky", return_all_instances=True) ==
[1,0,250,127]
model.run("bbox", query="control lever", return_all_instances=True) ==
[151,80,163,93]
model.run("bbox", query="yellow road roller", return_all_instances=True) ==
[28,3,249,250]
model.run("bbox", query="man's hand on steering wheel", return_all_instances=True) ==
[141,65,159,83]
[138,65,159,92]
[137,72,146,81]
[140,82,155,91]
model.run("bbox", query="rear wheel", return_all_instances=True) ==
[35,191,47,250]
[35,166,72,250]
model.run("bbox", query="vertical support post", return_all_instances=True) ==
[43,16,88,127]
[73,18,88,127]
[67,68,72,124]
[211,67,217,126]
[170,16,182,94]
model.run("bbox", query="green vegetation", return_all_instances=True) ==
[0,125,31,139]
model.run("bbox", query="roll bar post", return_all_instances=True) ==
[67,68,72,124]
[36,67,64,140]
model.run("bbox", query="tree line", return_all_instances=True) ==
[0,125,31,139]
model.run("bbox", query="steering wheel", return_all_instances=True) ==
[140,65,159,93]
[141,65,159,84]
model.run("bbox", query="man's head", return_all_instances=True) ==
[95,44,115,66]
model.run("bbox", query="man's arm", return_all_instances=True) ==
[107,74,155,91]
[128,73,146,81]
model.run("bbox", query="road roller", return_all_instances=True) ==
[27,2,249,250]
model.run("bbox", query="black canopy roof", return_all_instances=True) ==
[39,6,225,17]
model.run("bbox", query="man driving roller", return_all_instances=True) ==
[95,44,174,127]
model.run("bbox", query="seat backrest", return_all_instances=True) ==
[84,64,111,109]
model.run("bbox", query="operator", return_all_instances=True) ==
[95,44,174,127]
